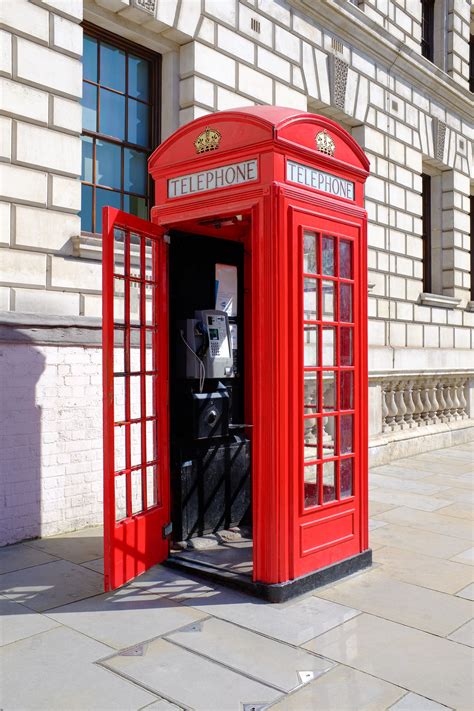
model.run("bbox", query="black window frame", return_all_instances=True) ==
[421,173,432,293]
[421,0,435,62]
[80,22,161,236]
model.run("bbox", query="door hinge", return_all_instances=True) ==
[162,522,173,539]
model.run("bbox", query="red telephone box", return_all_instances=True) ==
[102,106,371,600]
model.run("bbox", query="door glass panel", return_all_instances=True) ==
[303,418,318,461]
[322,415,336,457]
[339,283,352,323]
[339,239,352,279]
[131,470,143,514]
[323,461,336,503]
[340,458,353,498]
[322,236,335,276]
[115,474,126,521]
[304,325,318,366]
[322,281,334,321]
[304,371,318,412]
[322,327,335,366]
[322,372,336,411]
[303,231,317,274]
[340,327,353,366]
[340,371,353,410]
[114,426,125,472]
[303,278,318,321]
[130,422,142,467]
[304,464,319,508]
[340,414,353,454]
[146,465,158,508]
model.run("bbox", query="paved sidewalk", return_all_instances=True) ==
[1,443,473,711]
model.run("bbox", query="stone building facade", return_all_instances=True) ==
[0,0,473,545]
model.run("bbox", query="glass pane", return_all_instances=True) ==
[82,82,97,131]
[100,42,125,92]
[124,148,147,195]
[322,236,334,276]
[96,140,121,190]
[322,327,335,366]
[80,184,93,232]
[131,470,143,514]
[340,414,353,455]
[304,325,318,366]
[100,88,125,140]
[128,98,149,146]
[128,54,149,100]
[303,231,317,274]
[130,375,141,420]
[322,415,336,457]
[304,465,318,508]
[124,194,148,221]
[96,187,121,234]
[83,35,98,82]
[303,417,318,461]
[115,474,126,521]
[323,461,336,503]
[114,426,125,472]
[114,228,126,276]
[322,372,336,412]
[340,283,353,323]
[146,465,158,508]
[340,239,352,279]
[81,136,93,182]
[304,371,318,412]
[340,458,353,498]
[114,376,125,424]
[303,278,318,321]
[145,418,156,462]
[340,327,353,366]
[340,371,353,410]
[130,422,141,467]
[322,281,334,321]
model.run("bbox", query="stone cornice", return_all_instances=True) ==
[289,0,473,123]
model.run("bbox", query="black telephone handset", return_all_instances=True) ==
[195,320,209,359]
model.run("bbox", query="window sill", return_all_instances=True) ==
[73,233,147,267]
[418,292,461,309]
[466,301,474,313]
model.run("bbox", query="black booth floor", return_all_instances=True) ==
[169,537,253,578]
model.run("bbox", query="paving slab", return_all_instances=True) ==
[370,465,434,480]
[373,546,474,594]
[268,664,405,711]
[373,506,473,541]
[369,472,449,495]
[166,616,335,692]
[0,559,103,612]
[303,613,474,710]
[369,523,471,560]
[450,547,474,566]
[141,701,182,711]
[80,557,104,573]
[101,637,282,711]
[432,487,474,504]
[437,502,474,520]
[45,586,207,649]
[0,542,58,575]
[389,692,452,710]
[447,619,474,647]
[368,488,451,512]
[369,500,399,516]
[0,595,59,647]
[0,626,156,710]
[314,568,473,636]
[456,583,474,600]
[24,526,103,564]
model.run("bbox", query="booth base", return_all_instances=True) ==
[164,548,372,603]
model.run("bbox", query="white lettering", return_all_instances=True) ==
[168,159,258,198]
[286,160,355,201]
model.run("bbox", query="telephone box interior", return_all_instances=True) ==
[102,106,372,601]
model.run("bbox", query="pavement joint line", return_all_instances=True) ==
[371,519,474,544]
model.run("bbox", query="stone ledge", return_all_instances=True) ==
[418,292,462,309]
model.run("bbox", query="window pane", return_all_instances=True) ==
[340,239,352,279]
[100,88,125,140]
[304,418,318,461]
[128,54,149,100]
[96,140,121,190]
[322,236,334,275]
[322,281,334,321]
[304,371,318,412]
[340,458,353,498]
[340,327,353,366]
[124,148,147,194]
[340,414,353,455]
[303,231,317,274]
[340,283,353,323]
[304,325,318,366]
[100,42,125,92]
[80,184,93,232]
[96,187,121,233]
[322,415,336,457]
[83,35,98,82]
[322,372,336,412]
[124,195,148,221]
[81,135,93,182]
[340,371,353,410]
[323,461,335,503]
[322,327,335,366]
[303,277,318,321]
[128,98,149,146]
[82,83,97,132]
[304,465,318,508]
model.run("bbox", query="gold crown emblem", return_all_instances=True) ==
[194,127,221,154]
[316,130,335,156]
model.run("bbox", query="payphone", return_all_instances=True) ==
[178,310,234,383]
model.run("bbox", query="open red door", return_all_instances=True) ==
[102,207,170,591]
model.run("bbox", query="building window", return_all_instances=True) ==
[421,0,435,61]
[470,35,473,92]
[80,25,160,235]
[471,195,474,301]
[421,173,432,292]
